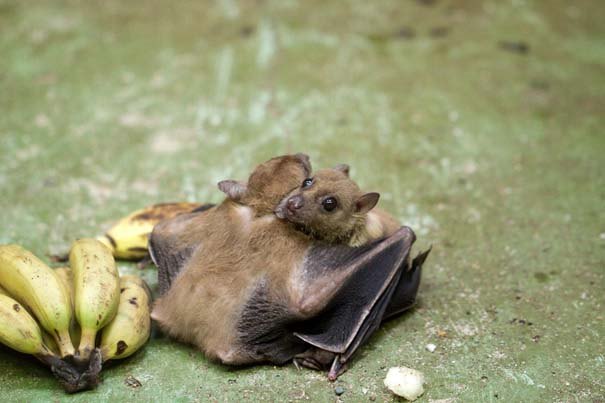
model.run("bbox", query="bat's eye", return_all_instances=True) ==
[302,178,314,188]
[322,197,338,212]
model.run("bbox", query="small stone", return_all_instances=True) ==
[384,367,425,401]
[334,386,345,396]
[600,232,605,240]
[426,343,437,353]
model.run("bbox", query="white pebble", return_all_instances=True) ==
[384,366,425,401]
[426,343,437,353]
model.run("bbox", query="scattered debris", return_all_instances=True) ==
[498,41,530,54]
[532,335,541,343]
[429,27,449,38]
[240,25,255,37]
[534,272,549,282]
[124,375,142,388]
[384,367,425,401]
[510,318,533,326]
[437,329,448,338]
[395,27,416,39]
[426,343,437,353]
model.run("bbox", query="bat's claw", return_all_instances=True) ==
[327,356,348,381]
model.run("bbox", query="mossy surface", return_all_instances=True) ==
[1,0,603,401]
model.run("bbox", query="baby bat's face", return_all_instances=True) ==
[275,168,378,242]
[231,153,313,215]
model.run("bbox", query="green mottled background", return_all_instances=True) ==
[1,0,603,401]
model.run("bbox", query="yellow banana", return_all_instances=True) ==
[0,245,75,357]
[41,330,60,356]
[54,267,74,308]
[54,266,81,347]
[0,294,56,358]
[100,275,151,362]
[97,202,202,260]
[69,238,120,360]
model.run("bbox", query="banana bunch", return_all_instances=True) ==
[0,245,75,357]
[0,241,152,393]
[96,202,203,260]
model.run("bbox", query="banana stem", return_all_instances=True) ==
[34,352,60,367]
[53,328,75,358]
[78,328,97,360]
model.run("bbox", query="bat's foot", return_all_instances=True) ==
[293,348,339,375]
[293,357,323,371]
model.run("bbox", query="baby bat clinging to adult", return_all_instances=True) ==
[275,163,401,246]
[150,155,429,380]
[150,153,312,294]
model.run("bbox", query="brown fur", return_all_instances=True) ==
[151,154,315,364]
[151,154,311,256]
[151,158,402,367]
[275,166,401,246]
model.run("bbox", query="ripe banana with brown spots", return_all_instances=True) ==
[0,293,58,359]
[99,275,151,362]
[96,202,203,260]
[0,245,75,357]
[69,238,120,361]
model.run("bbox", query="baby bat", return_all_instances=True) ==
[150,156,429,380]
[274,163,401,246]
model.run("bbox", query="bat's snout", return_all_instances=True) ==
[286,195,304,212]
[275,195,304,220]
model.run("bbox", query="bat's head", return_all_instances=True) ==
[275,164,380,243]
[218,153,312,215]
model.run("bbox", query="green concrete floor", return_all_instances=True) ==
[1,0,604,401]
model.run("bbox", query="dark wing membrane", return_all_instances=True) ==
[383,247,431,320]
[149,206,215,295]
[293,227,416,354]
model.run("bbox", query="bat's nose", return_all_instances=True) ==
[287,195,304,212]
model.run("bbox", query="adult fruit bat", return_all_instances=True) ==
[150,155,429,380]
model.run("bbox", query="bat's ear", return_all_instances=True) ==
[218,180,248,201]
[355,192,379,214]
[294,153,312,176]
[334,164,350,177]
